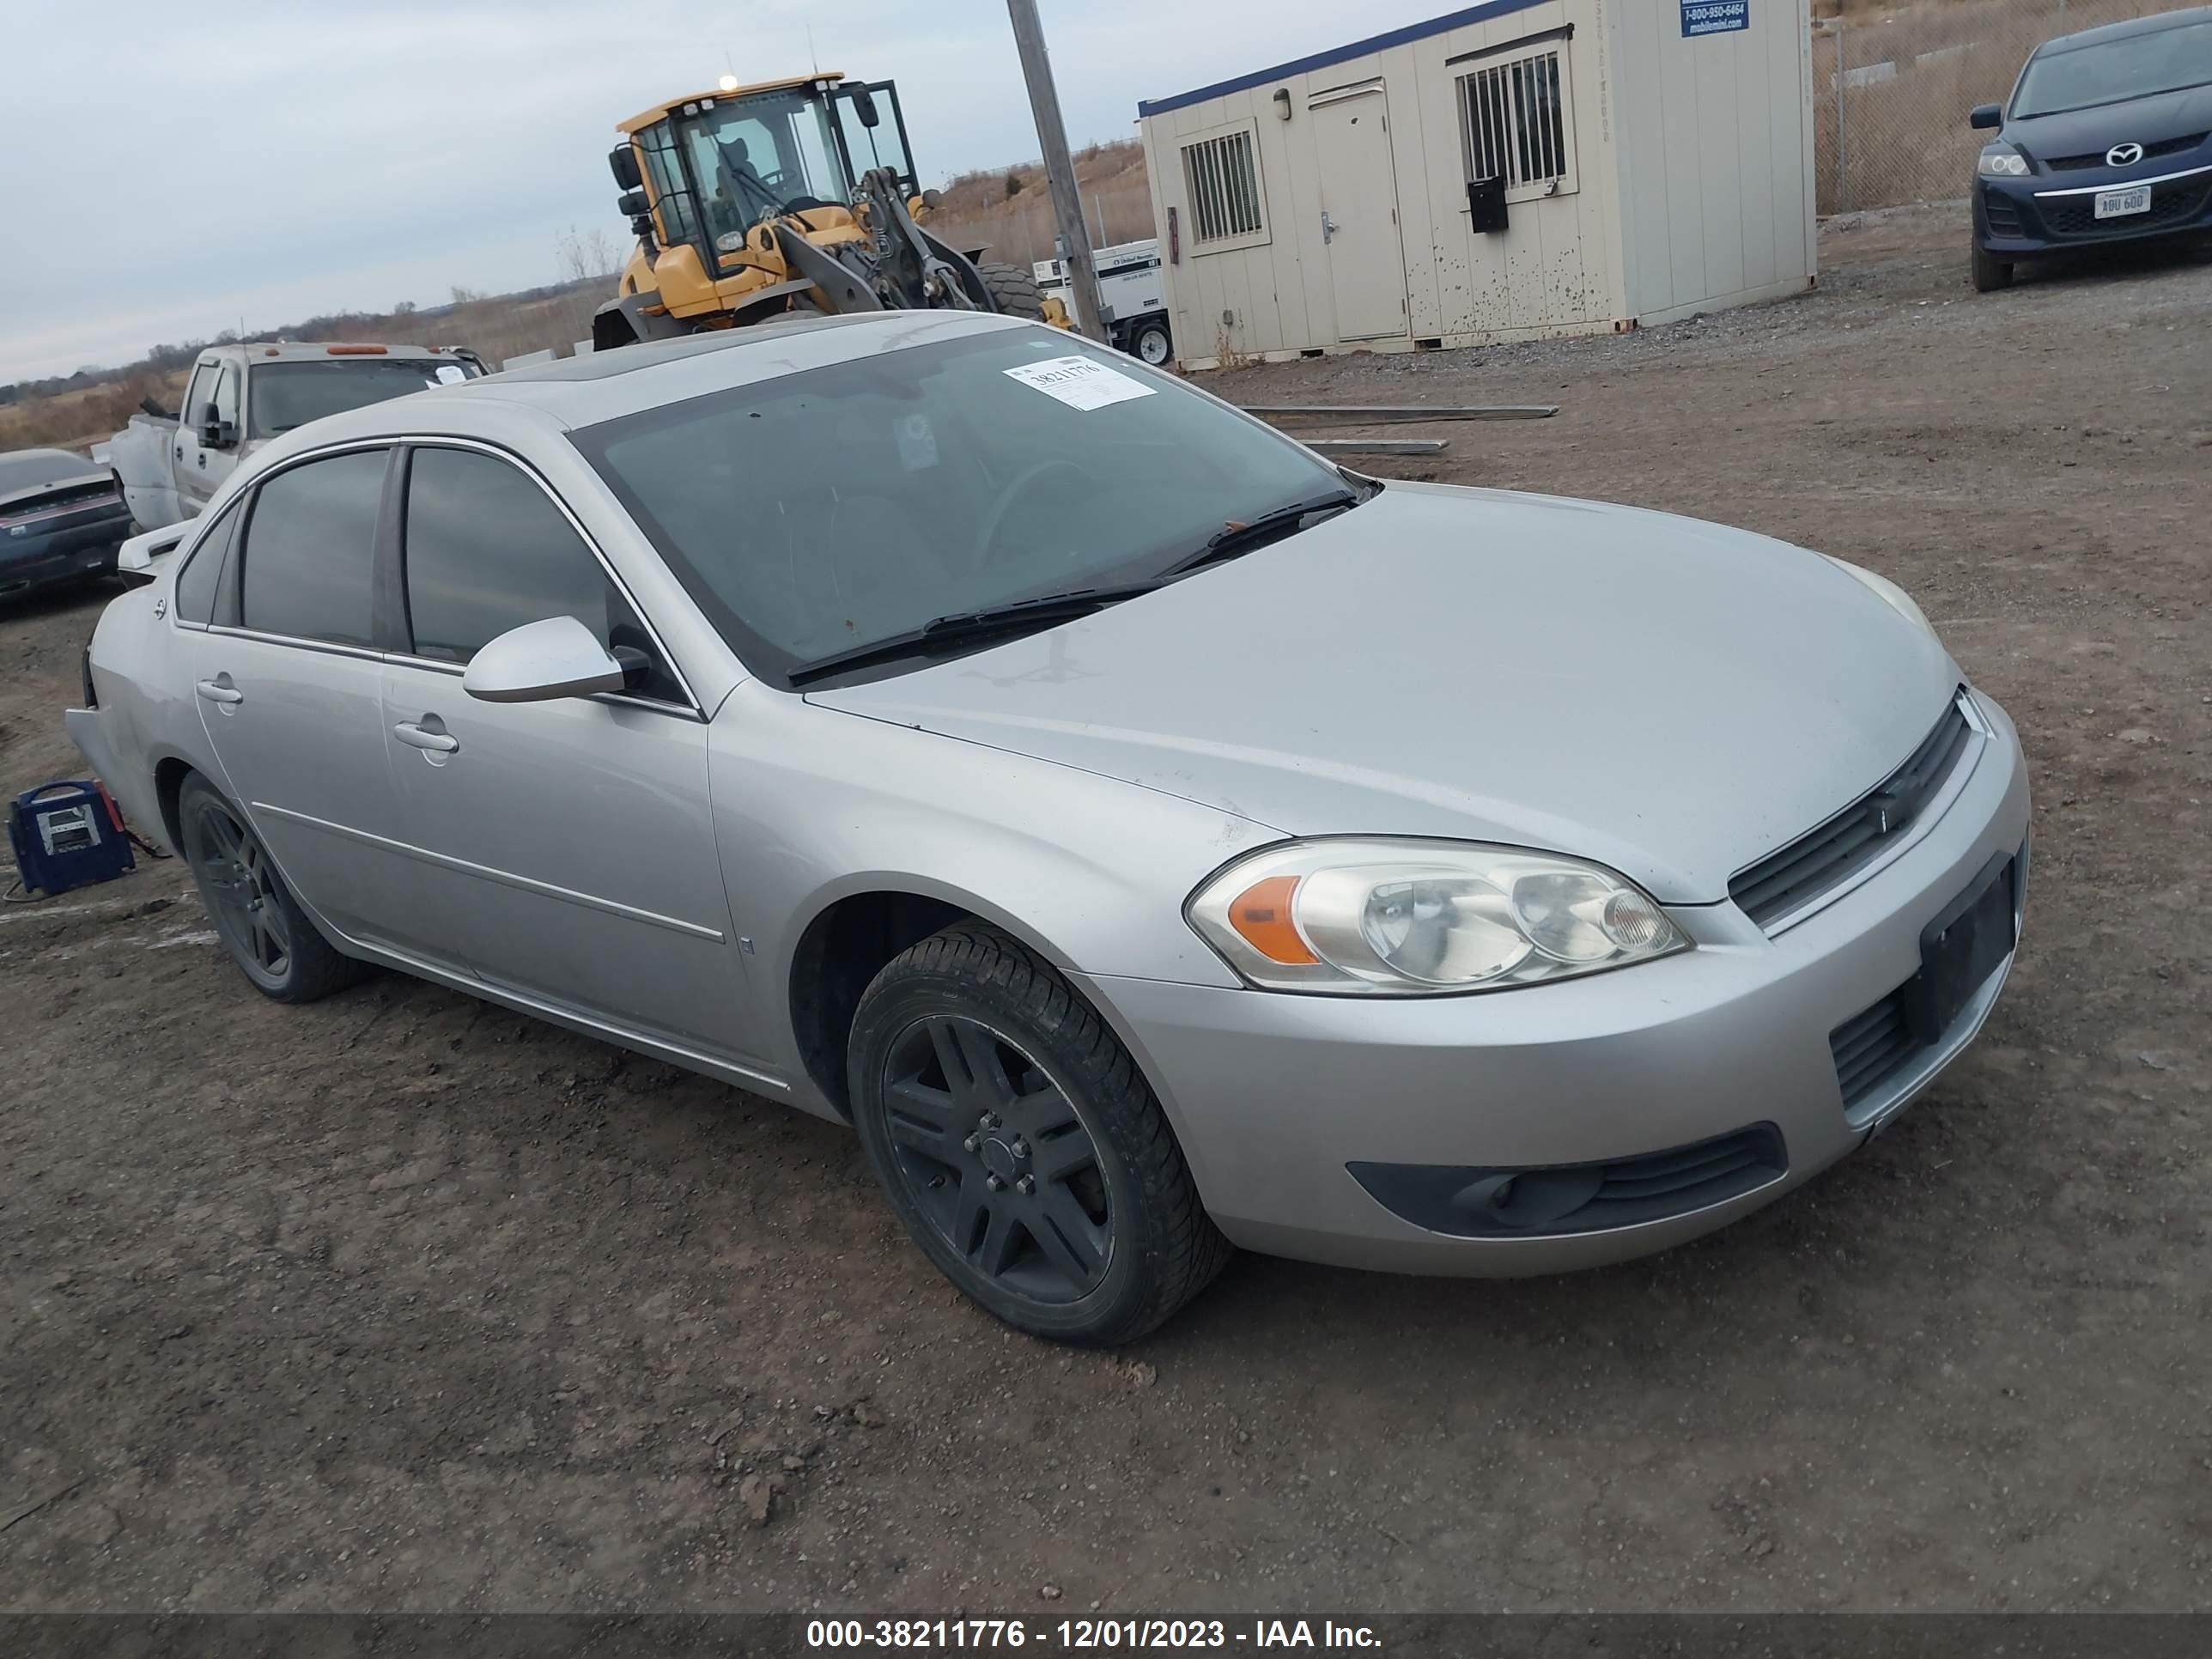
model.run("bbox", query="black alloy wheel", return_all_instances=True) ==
[848,921,1231,1344]
[879,1012,1114,1303]
[177,772,364,1002]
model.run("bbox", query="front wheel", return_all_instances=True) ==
[1971,242,2014,293]
[973,260,1047,322]
[848,922,1231,1345]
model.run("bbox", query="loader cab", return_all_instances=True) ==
[614,76,919,282]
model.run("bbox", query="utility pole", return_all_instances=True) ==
[1006,0,1109,343]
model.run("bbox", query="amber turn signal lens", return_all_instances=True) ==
[1227,875,1318,964]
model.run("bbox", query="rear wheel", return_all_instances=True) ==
[177,774,365,1003]
[848,921,1231,1345]
[974,260,1047,322]
[1971,242,2014,293]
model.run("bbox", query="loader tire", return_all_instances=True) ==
[975,261,1047,322]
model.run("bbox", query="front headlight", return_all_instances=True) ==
[1978,145,2031,178]
[1826,556,1937,639]
[1186,838,1689,996]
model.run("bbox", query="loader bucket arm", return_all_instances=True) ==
[857,168,997,312]
[772,222,885,314]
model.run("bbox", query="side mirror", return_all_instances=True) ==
[1969,103,2002,130]
[463,615,627,703]
[852,85,881,129]
[197,404,239,449]
[609,144,643,191]
[617,188,650,217]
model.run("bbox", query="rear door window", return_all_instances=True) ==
[236,449,388,647]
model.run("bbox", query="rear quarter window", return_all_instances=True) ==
[173,506,243,624]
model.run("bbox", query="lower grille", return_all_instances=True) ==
[1730,695,1975,930]
[2039,176,2212,236]
[1983,191,2025,237]
[1349,1124,1789,1239]
[1830,988,1917,1109]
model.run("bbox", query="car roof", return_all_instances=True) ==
[0,447,102,487]
[2036,3,2212,54]
[270,308,1037,452]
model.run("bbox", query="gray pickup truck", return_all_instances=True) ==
[110,341,486,530]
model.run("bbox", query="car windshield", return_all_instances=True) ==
[248,360,472,439]
[678,90,852,246]
[2014,20,2212,117]
[0,450,94,493]
[574,327,1349,682]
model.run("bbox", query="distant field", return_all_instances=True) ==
[926,138,1156,268]
[0,377,182,457]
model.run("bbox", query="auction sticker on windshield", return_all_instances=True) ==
[1004,355,1158,412]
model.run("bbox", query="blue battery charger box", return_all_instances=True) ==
[9,781,136,897]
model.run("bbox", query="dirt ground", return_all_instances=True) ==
[3,202,2208,1616]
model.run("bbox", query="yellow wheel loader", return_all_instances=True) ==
[592,74,1060,349]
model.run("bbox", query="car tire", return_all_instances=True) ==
[177,772,366,1003]
[1971,242,2014,293]
[1128,317,1173,368]
[848,921,1231,1345]
[973,260,1048,322]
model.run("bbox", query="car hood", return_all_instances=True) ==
[808,483,1961,903]
[2008,82,2212,158]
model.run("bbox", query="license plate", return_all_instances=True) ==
[1906,854,2016,1042]
[2095,185,2153,219]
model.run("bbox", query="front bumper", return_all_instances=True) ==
[0,514,131,598]
[1080,690,2032,1275]
[1976,164,2212,257]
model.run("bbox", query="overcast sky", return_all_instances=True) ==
[1,0,1455,382]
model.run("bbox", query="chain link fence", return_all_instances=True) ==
[1813,0,2179,215]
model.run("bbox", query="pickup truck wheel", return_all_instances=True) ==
[1129,318,1173,368]
[848,921,1231,1345]
[177,774,365,1003]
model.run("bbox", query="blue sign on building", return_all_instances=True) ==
[1682,0,1749,35]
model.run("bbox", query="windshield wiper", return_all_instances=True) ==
[1158,489,1362,580]
[786,583,1158,686]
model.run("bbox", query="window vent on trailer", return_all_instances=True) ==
[1458,48,1575,198]
[1182,128,1265,245]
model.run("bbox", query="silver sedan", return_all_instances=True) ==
[67,312,2029,1344]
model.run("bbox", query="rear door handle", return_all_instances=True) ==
[195,678,243,706]
[393,720,459,755]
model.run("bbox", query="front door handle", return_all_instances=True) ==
[393,720,459,756]
[195,678,243,706]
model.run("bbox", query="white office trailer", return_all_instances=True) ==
[1134,0,1815,368]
